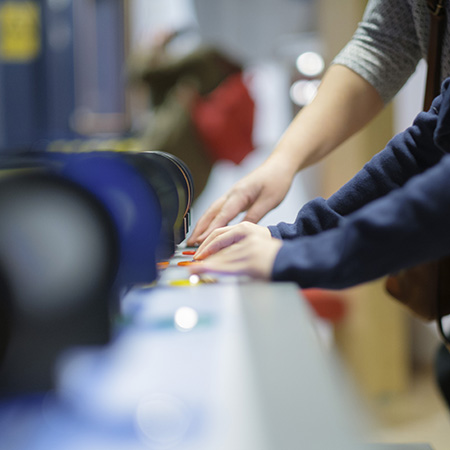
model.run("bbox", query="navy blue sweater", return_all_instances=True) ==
[269,78,450,289]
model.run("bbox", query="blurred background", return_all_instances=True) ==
[0,0,449,447]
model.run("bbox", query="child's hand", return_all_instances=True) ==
[189,222,282,279]
[193,222,270,260]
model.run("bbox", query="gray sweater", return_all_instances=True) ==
[333,0,450,104]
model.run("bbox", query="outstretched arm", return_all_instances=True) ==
[187,65,384,245]
[272,153,450,289]
[190,155,450,287]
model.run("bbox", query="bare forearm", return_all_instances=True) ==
[267,64,384,177]
[186,64,385,244]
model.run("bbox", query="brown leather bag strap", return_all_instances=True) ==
[424,0,447,109]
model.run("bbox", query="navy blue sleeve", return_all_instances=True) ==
[269,87,446,240]
[272,154,450,289]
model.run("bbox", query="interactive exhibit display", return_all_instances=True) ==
[0,150,193,396]
[0,151,433,450]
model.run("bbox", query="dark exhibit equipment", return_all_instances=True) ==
[0,149,193,396]
[0,172,118,395]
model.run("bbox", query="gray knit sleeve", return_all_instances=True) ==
[332,0,424,104]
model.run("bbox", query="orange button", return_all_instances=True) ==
[177,260,195,266]
[157,261,170,269]
[182,250,196,256]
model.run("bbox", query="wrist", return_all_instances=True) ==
[264,150,299,181]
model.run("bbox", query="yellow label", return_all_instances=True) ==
[0,2,41,62]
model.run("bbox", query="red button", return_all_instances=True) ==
[182,250,196,256]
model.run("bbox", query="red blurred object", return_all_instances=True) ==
[191,72,255,164]
[301,288,347,323]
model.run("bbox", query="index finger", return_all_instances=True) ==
[191,193,256,245]
[187,196,226,245]
[193,226,232,260]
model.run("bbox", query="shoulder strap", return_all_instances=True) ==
[424,0,446,109]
